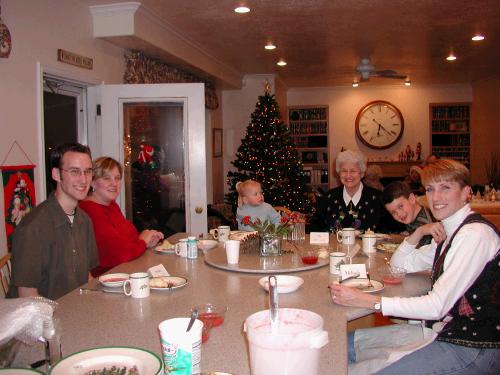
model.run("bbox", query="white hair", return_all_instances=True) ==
[335,150,367,174]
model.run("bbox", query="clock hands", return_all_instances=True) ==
[371,118,393,137]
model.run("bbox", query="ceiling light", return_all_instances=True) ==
[404,79,411,86]
[471,34,485,41]
[446,53,457,61]
[277,58,287,66]
[352,81,359,88]
[234,6,250,13]
[265,42,276,50]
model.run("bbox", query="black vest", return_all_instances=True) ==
[427,213,500,348]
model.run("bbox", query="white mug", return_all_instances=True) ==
[362,234,377,254]
[336,228,356,245]
[329,252,350,275]
[225,240,240,264]
[123,272,150,298]
[210,225,230,242]
[175,238,188,257]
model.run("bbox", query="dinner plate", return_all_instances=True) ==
[154,240,175,254]
[259,275,304,293]
[98,273,129,288]
[341,278,384,293]
[154,247,175,255]
[375,243,400,253]
[198,239,218,251]
[49,346,162,374]
[149,276,188,291]
[0,369,44,374]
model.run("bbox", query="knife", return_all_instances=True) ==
[79,287,123,294]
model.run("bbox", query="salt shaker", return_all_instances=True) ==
[187,236,198,259]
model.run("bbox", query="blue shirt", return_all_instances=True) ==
[236,202,281,231]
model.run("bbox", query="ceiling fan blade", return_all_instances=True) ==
[381,74,408,79]
[374,69,397,75]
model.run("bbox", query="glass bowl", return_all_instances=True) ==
[194,303,228,328]
[379,266,407,285]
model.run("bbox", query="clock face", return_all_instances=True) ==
[355,101,404,149]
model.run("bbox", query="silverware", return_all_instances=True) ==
[78,287,123,294]
[366,272,374,288]
[339,272,361,283]
[186,309,198,332]
[268,275,279,334]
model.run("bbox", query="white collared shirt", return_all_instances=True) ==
[343,183,364,206]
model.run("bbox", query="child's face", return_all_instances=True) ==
[243,185,264,206]
[385,194,420,224]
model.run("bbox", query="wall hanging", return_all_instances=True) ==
[0,1,12,58]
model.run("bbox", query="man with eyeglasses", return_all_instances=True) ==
[9,143,98,300]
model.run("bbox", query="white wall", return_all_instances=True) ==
[0,0,126,254]
[287,84,472,164]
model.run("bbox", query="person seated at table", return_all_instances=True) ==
[363,164,384,192]
[382,181,441,247]
[235,179,280,231]
[310,150,385,232]
[79,157,164,277]
[9,143,98,300]
[329,159,500,375]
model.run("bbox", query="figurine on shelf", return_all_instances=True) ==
[415,142,422,161]
[405,145,414,161]
[398,151,404,162]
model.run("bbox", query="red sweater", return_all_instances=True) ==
[79,200,146,277]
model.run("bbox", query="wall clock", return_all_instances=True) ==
[355,100,404,149]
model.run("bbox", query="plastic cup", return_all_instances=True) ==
[158,318,203,374]
[225,240,240,264]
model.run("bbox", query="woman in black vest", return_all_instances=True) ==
[330,159,499,374]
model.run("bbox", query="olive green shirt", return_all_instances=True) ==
[9,193,98,300]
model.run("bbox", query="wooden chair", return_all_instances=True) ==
[273,206,292,216]
[0,253,12,298]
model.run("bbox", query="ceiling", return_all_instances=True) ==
[82,0,500,88]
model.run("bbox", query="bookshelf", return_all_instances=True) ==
[288,105,329,189]
[430,103,471,166]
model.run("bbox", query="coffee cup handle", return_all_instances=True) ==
[336,231,343,243]
[123,280,132,296]
[209,229,219,239]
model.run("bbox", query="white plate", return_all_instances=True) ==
[154,240,175,253]
[150,276,188,291]
[198,239,218,251]
[341,278,384,293]
[49,346,162,374]
[0,370,44,374]
[98,273,129,288]
[259,275,304,294]
[154,247,175,255]
[375,243,400,253]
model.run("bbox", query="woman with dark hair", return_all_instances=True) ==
[80,157,163,277]
[330,159,499,374]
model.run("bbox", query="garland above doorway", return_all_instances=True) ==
[123,51,219,110]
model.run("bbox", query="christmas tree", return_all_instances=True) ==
[226,87,311,213]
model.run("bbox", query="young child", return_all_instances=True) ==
[382,181,444,247]
[236,180,281,231]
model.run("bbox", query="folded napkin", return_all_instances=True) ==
[148,264,170,278]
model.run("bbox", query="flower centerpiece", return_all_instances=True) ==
[241,212,303,256]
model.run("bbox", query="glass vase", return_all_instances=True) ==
[260,234,282,256]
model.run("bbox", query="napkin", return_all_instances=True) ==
[148,264,170,278]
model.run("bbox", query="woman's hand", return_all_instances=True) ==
[407,222,446,245]
[139,230,164,248]
[329,282,378,308]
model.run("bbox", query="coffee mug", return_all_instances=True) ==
[123,272,150,298]
[336,228,356,245]
[209,225,230,242]
[329,252,351,275]
[362,234,377,254]
[175,238,188,257]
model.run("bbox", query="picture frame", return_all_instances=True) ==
[213,128,223,157]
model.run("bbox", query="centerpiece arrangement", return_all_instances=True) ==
[241,212,304,256]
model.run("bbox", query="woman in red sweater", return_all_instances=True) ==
[80,157,163,277]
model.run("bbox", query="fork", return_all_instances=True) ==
[366,272,374,288]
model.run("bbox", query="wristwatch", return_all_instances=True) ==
[373,300,382,312]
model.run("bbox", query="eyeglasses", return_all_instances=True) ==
[60,168,93,178]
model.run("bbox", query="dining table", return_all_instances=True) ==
[13,233,431,375]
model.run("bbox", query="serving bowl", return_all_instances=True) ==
[259,275,304,294]
[379,266,407,284]
[198,239,218,251]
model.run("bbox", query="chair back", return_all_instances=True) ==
[0,253,12,298]
[273,206,291,217]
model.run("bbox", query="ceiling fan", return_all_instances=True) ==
[356,58,408,82]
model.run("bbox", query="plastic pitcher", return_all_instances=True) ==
[244,308,329,375]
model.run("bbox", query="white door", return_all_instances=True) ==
[87,83,207,237]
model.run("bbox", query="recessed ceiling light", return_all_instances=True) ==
[404,79,411,86]
[265,42,276,50]
[352,81,359,88]
[471,34,485,41]
[446,53,457,61]
[234,6,250,13]
[277,58,287,66]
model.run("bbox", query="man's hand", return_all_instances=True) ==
[140,230,165,248]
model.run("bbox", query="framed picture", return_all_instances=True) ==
[213,128,223,157]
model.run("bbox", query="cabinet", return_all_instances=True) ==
[288,106,329,189]
[430,103,471,166]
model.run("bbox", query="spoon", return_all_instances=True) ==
[268,275,279,334]
[186,308,198,332]
[339,272,361,283]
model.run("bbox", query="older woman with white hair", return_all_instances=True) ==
[311,149,384,231]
